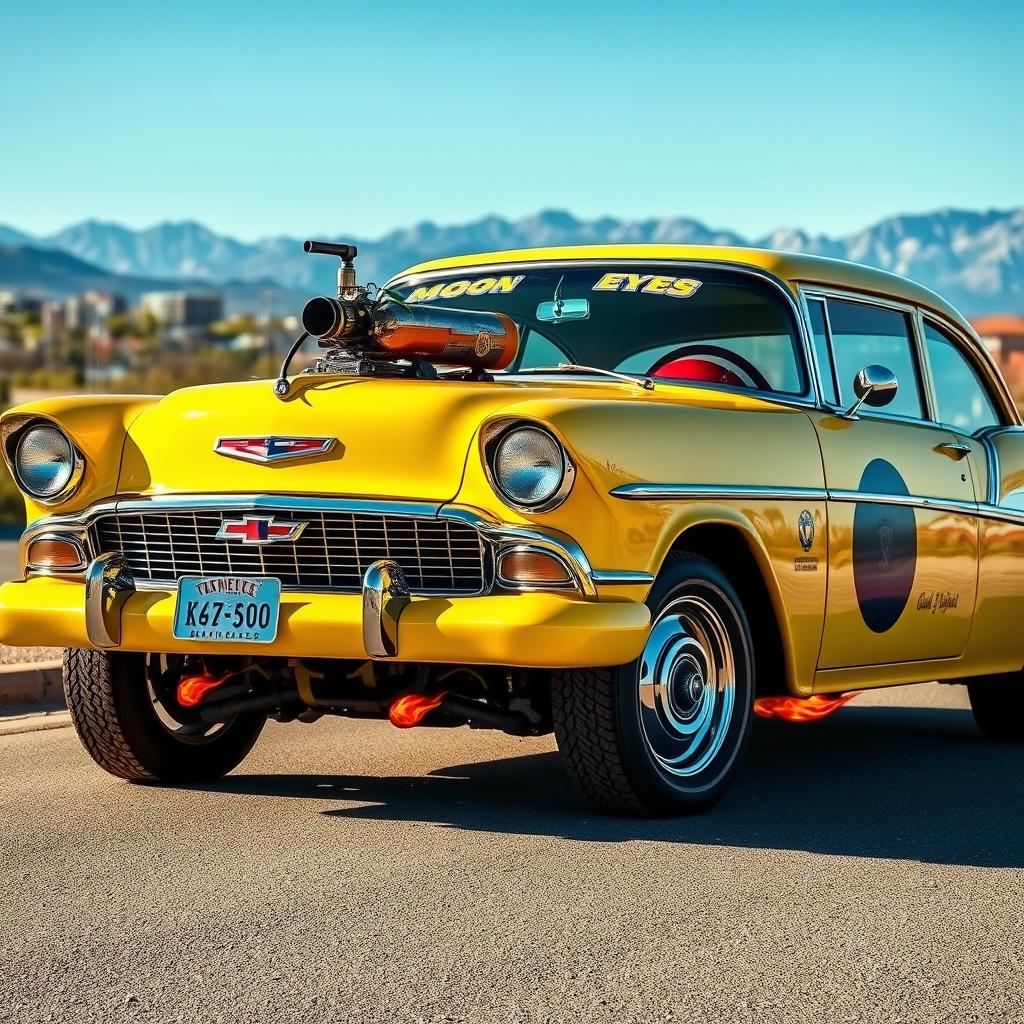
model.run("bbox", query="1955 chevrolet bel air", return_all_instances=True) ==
[3,241,1024,816]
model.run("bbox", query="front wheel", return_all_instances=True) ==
[63,648,266,782]
[552,554,755,816]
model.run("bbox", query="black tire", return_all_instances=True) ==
[966,673,1024,742]
[63,648,266,782]
[552,553,755,816]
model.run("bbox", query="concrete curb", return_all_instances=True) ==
[0,660,64,709]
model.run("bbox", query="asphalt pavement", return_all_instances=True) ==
[2,682,1022,1023]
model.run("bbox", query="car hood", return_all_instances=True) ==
[117,375,790,503]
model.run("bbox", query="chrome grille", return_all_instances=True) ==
[90,509,488,594]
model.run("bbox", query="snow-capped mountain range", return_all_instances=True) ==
[1,207,1021,316]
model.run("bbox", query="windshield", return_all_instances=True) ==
[390,263,807,396]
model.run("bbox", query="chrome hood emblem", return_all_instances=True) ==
[214,436,336,464]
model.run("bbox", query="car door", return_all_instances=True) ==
[805,293,979,669]
[917,315,1024,675]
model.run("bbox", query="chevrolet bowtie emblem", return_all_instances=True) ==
[215,516,307,545]
[214,436,336,464]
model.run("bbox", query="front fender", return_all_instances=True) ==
[1,395,158,525]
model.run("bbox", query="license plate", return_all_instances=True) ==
[172,576,281,644]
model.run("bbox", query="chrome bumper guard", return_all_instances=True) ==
[85,553,136,648]
[362,560,411,658]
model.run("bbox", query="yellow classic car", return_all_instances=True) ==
[2,241,1023,816]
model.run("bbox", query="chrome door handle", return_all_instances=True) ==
[936,441,972,461]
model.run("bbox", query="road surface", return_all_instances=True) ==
[1,540,16,584]
[2,683,1022,1023]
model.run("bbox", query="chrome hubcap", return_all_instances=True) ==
[638,595,736,777]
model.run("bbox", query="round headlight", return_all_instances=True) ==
[492,426,572,510]
[14,424,78,501]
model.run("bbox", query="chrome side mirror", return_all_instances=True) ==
[842,364,898,419]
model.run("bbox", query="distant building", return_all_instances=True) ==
[41,302,66,340]
[140,291,223,328]
[66,290,126,332]
[973,315,1024,397]
[0,290,42,315]
[973,315,1024,361]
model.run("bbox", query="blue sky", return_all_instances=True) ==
[2,0,1021,242]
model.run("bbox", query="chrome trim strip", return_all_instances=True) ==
[590,569,655,585]
[977,503,1024,527]
[85,553,136,648]
[611,484,828,502]
[827,490,979,517]
[610,479,1024,527]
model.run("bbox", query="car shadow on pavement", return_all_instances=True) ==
[206,705,1024,868]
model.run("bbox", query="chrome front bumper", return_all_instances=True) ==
[85,550,415,658]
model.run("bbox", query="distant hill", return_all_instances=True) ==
[2,207,1022,316]
[0,245,307,316]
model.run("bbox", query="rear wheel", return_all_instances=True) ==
[966,673,1024,742]
[552,554,755,816]
[63,648,266,782]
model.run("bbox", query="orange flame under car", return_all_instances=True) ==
[388,692,447,728]
[177,672,233,708]
[753,692,858,723]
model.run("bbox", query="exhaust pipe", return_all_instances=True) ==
[388,691,532,736]
[199,684,301,724]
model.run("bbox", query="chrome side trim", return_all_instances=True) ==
[85,553,136,649]
[611,484,829,502]
[590,569,655,586]
[362,560,411,658]
[609,480,1024,526]
[827,490,979,517]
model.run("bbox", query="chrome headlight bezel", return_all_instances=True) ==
[3,418,85,506]
[483,422,575,513]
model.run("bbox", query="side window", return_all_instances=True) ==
[923,320,1001,433]
[827,299,923,419]
[806,298,838,405]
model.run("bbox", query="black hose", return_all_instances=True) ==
[273,331,310,398]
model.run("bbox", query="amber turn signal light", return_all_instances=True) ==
[498,550,572,585]
[26,537,83,569]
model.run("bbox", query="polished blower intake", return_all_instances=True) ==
[301,294,519,371]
